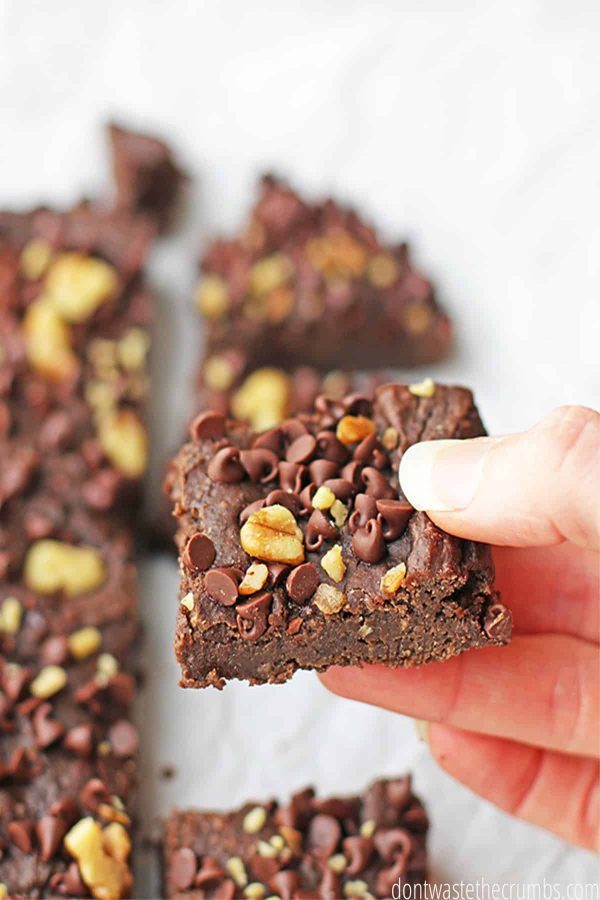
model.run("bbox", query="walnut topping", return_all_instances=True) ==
[328,853,347,873]
[244,885,265,899]
[321,544,346,583]
[382,427,399,450]
[0,596,22,634]
[408,377,435,398]
[195,274,230,319]
[45,252,119,323]
[97,409,148,477]
[24,540,107,597]
[344,880,369,897]
[203,354,236,392]
[330,499,349,528]
[257,840,278,858]
[242,806,267,834]
[64,817,131,900]
[238,563,269,596]
[336,415,375,446]
[231,368,291,432]
[226,857,248,888]
[404,302,432,335]
[68,626,102,660]
[180,592,194,611]
[249,253,291,296]
[359,819,376,838]
[117,328,150,371]
[314,583,347,615]
[278,825,302,854]
[97,654,119,682]
[0,883,7,899]
[367,252,399,288]
[23,297,77,382]
[312,485,336,510]
[30,665,67,698]
[20,238,53,279]
[240,505,304,566]
[380,563,407,597]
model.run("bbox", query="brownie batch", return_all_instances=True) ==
[0,121,178,897]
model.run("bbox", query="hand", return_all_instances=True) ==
[321,406,600,851]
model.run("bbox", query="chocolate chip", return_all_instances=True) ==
[340,459,364,487]
[39,411,74,450]
[269,870,300,900]
[374,827,412,863]
[40,635,70,666]
[280,418,309,442]
[343,836,374,875]
[240,448,279,482]
[361,466,396,499]
[343,393,373,417]
[315,431,349,465]
[48,797,79,825]
[483,602,512,642]
[249,854,280,883]
[376,499,413,540]
[323,478,355,502]
[308,459,339,486]
[171,847,198,890]
[239,498,265,525]
[236,592,272,641]
[190,410,226,441]
[278,461,305,493]
[194,855,226,887]
[353,431,379,463]
[252,427,284,454]
[305,509,338,551]
[267,562,290,586]
[286,563,319,603]
[37,815,67,862]
[205,567,241,606]
[306,813,341,858]
[80,778,110,812]
[376,858,410,897]
[319,867,341,899]
[285,433,316,464]
[352,518,386,563]
[109,719,139,757]
[32,702,65,748]
[298,482,317,514]
[8,820,35,853]
[207,445,245,483]
[183,533,216,571]
[265,489,302,516]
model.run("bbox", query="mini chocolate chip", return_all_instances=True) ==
[32,702,65,748]
[250,854,280,883]
[37,815,67,862]
[2,664,31,701]
[361,466,396,499]
[315,431,349,465]
[483,602,512,642]
[353,431,379,462]
[190,410,226,441]
[183,533,216,571]
[343,393,373,416]
[267,562,290,586]
[323,478,355,501]
[298,482,317,514]
[376,499,413,540]
[286,433,317,464]
[252,427,284,454]
[386,776,412,811]
[80,778,110,812]
[205,568,241,606]
[7,820,35,853]
[239,498,265,525]
[286,563,319,603]
[305,509,338,551]
[171,847,198,891]
[265,489,303,517]
[48,798,79,825]
[240,448,279,482]
[343,836,374,875]
[348,493,378,533]
[352,518,386,563]
[236,592,272,641]
[39,634,70,666]
[307,813,341,858]
[39,411,74,450]
[280,418,309,442]
[58,863,87,898]
[308,459,339,486]
[319,868,341,899]
[269,870,300,900]
[194,855,226,887]
[374,827,412,863]
[109,671,136,705]
[207,445,245,483]
[278,461,305,493]
[287,616,303,635]
[82,469,121,511]
[376,858,410,897]
[314,395,345,422]
[340,459,363,487]
[109,719,139,757]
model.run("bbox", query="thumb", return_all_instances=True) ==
[399,405,600,550]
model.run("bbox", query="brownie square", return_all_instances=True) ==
[163,776,428,898]
[167,381,511,689]
[195,175,453,375]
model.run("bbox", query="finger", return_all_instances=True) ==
[493,544,600,643]
[425,724,600,852]
[399,405,600,550]
[319,634,600,757]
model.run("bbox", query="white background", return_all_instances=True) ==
[1,1,598,894]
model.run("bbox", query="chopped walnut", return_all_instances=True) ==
[314,583,347,615]
[380,563,407,597]
[336,415,375,446]
[24,540,107,597]
[408,377,435,398]
[321,544,346,583]
[45,252,119,323]
[238,563,269,596]
[231,367,291,431]
[64,817,131,900]
[97,409,148,478]
[240,505,304,566]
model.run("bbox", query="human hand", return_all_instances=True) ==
[320,406,600,851]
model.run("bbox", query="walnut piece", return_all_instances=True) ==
[408,377,435,398]
[195,274,229,320]
[321,544,346,583]
[380,562,407,597]
[24,540,107,597]
[231,367,291,432]
[97,409,148,477]
[23,297,77,382]
[336,415,375,446]
[30,664,67,698]
[64,817,131,900]
[240,504,304,565]
[314,583,347,615]
[45,252,119,323]
[69,626,102,660]
[238,563,269,596]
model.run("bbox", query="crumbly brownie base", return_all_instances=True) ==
[167,383,511,689]
[164,776,428,898]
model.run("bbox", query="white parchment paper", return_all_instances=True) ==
[1,1,598,894]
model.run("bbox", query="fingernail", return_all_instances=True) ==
[413,719,429,742]
[399,438,489,512]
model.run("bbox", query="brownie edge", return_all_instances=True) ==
[167,381,511,689]
[163,776,428,898]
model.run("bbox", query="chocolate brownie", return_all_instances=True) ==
[108,122,185,231]
[167,381,511,689]
[195,174,452,374]
[0,208,153,526]
[163,776,428,898]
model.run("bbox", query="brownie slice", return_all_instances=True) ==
[108,122,186,231]
[163,776,428,898]
[195,174,452,373]
[167,382,511,689]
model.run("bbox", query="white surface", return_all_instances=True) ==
[1,1,599,894]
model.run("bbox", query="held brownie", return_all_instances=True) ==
[163,776,428,899]
[195,174,452,376]
[167,381,511,689]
